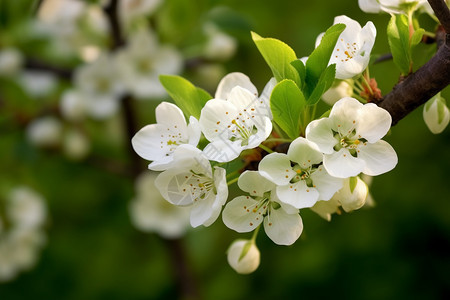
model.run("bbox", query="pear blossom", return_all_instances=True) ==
[214,72,275,119]
[259,137,344,209]
[359,0,427,14]
[129,172,190,238]
[0,48,23,76]
[0,187,47,282]
[423,93,449,134]
[319,15,376,79]
[26,116,62,148]
[306,97,398,178]
[154,145,228,228]
[119,0,162,27]
[222,171,303,245]
[115,27,183,99]
[310,198,341,222]
[203,23,238,61]
[62,128,91,160]
[19,71,57,98]
[73,54,125,119]
[227,239,260,274]
[322,80,354,106]
[199,86,272,162]
[132,102,201,171]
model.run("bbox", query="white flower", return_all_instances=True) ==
[73,54,125,119]
[215,72,275,119]
[227,239,260,274]
[116,27,183,99]
[306,97,398,178]
[154,145,228,228]
[38,0,85,24]
[334,176,369,212]
[62,128,91,160]
[259,137,344,209]
[310,198,341,222]
[0,48,23,76]
[423,93,449,134]
[26,116,62,148]
[322,80,354,106]
[119,0,162,26]
[129,172,191,238]
[7,187,47,230]
[132,102,201,171]
[203,23,237,61]
[19,71,57,98]
[320,15,376,80]
[199,86,273,162]
[222,171,303,245]
[358,0,382,13]
[60,89,89,121]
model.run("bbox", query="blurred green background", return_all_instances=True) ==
[1,0,449,299]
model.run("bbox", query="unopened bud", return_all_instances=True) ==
[227,239,260,274]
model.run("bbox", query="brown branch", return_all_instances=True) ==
[378,0,450,125]
[102,2,200,299]
[24,59,72,80]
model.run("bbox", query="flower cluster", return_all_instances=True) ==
[0,187,47,282]
[132,12,400,272]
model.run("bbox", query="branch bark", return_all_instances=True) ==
[377,0,450,125]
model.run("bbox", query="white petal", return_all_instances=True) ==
[334,15,362,40]
[329,97,363,135]
[227,86,259,111]
[322,80,353,106]
[287,137,323,168]
[258,77,277,119]
[238,171,275,196]
[202,140,242,162]
[310,165,344,200]
[323,148,365,178]
[203,166,228,226]
[155,102,188,136]
[423,95,450,134]
[199,99,238,141]
[86,94,119,119]
[305,118,336,154]
[187,116,201,146]
[276,181,320,209]
[215,72,257,100]
[148,155,174,171]
[190,192,218,228]
[245,116,272,149]
[264,207,303,245]
[358,0,381,13]
[222,196,265,232]
[310,198,340,221]
[132,123,168,161]
[358,140,398,176]
[356,103,392,143]
[258,153,296,186]
[154,169,193,206]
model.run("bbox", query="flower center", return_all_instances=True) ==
[289,164,320,187]
[336,39,358,62]
[183,171,215,203]
[229,118,258,146]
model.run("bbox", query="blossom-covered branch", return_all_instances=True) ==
[378,0,450,125]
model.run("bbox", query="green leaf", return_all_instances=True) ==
[159,75,212,119]
[290,59,306,90]
[251,32,300,85]
[349,176,358,193]
[411,28,424,47]
[307,64,336,105]
[319,109,331,118]
[305,23,345,96]
[270,79,306,140]
[387,14,411,75]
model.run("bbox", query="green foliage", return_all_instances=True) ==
[270,79,306,139]
[387,14,424,75]
[251,32,300,85]
[305,24,345,97]
[306,64,336,105]
[290,59,306,90]
[159,75,212,119]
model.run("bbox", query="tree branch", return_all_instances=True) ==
[377,0,450,125]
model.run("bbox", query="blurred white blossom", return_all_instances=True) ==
[0,48,24,76]
[26,116,62,148]
[129,172,191,239]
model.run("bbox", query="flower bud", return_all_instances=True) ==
[322,80,353,106]
[423,93,449,134]
[338,176,369,212]
[227,239,260,274]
